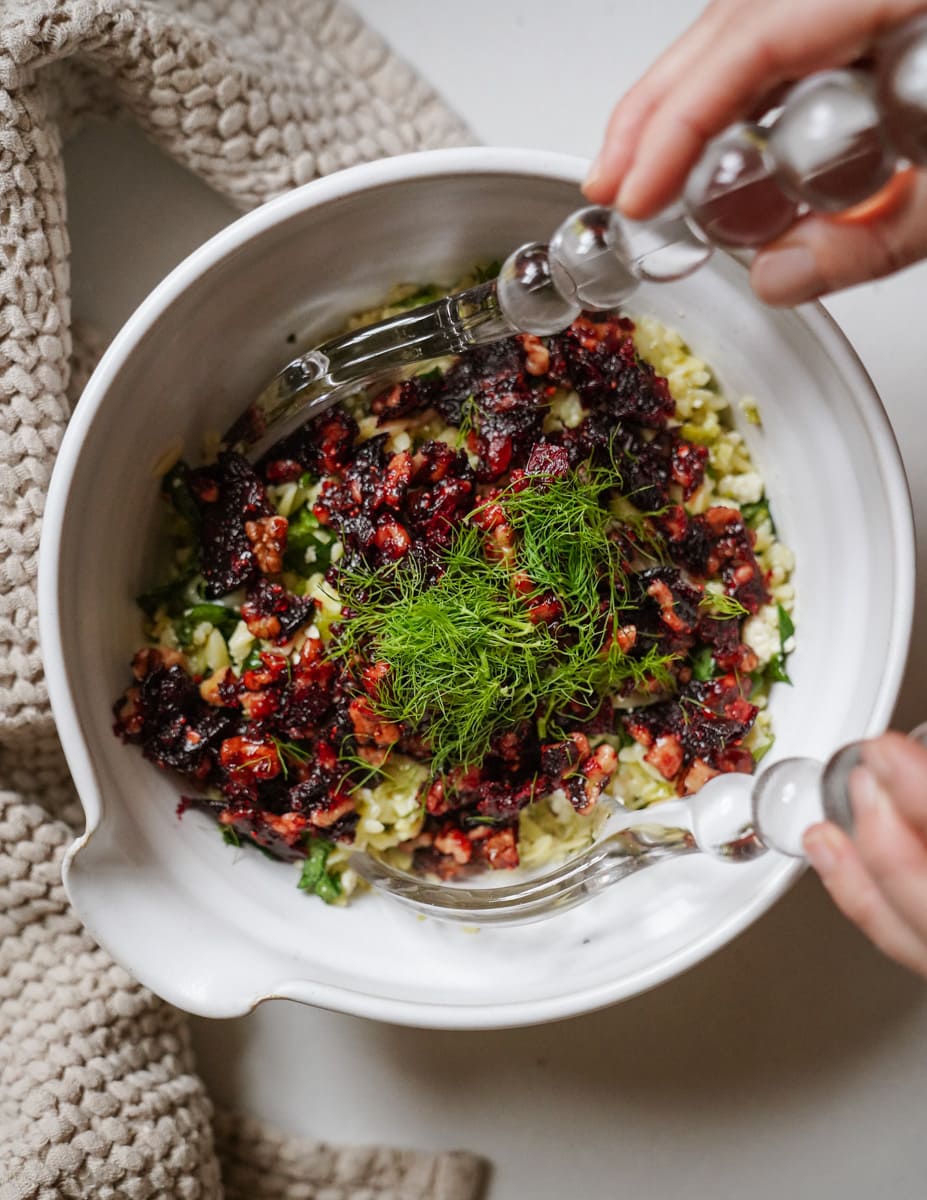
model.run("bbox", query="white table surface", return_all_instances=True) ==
[63,2,927,1196]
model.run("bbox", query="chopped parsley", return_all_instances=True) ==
[298,837,342,904]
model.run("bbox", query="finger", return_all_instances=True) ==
[862,731,927,839]
[583,2,731,202]
[615,0,927,218]
[744,79,796,122]
[849,764,927,950]
[749,168,927,305]
[804,822,927,975]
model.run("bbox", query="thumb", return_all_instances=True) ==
[749,169,927,306]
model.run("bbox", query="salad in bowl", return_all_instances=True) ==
[39,149,912,1025]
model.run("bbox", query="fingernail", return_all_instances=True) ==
[616,168,642,215]
[849,764,891,817]
[582,153,603,195]
[751,246,824,305]
[860,737,895,788]
[803,823,842,877]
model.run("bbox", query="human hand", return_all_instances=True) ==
[803,732,927,978]
[583,0,927,305]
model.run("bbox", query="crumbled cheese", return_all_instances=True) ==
[204,626,231,672]
[228,620,255,669]
[546,391,585,429]
[718,470,764,504]
[768,542,796,580]
[267,480,299,516]
[742,604,781,665]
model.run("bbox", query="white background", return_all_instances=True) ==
[64,1,927,1196]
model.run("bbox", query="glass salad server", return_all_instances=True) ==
[349,727,927,924]
[225,15,927,459]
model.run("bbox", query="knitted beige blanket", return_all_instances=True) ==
[0,2,485,1197]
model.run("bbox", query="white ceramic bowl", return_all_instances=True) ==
[39,148,914,1028]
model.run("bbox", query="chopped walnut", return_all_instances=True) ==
[519,333,550,377]
[131,646,186,680]
[199,666,236,706]
[242,612,282,640]
[348,696,403,747]
[245,514,288,575]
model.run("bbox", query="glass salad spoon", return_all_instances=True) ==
[348,726,927,925]
[224,15,927,459]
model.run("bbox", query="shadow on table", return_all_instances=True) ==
[365,873,925,1108]
[193,872,924,1123]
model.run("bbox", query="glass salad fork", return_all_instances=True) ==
[349,728,927,924]
[226,15,927,459]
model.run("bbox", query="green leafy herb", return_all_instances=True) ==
[285,507,337,574]
[777,603,795,643]
[241,645,264,673]
[175,602,240,646]
[455,394,478,448]
[416,366,444,383]
[740,497,775,532]
[752,736,775,763]
[396,283,443,309]
[271,737,313,781]
[609,501,669,564]
[474,260,502,283]
[698,591,749,620]
[763,656,792,685]
[336,745,396,790]
[161,462,200,527]
[691,644,718,682]
[338,466,677,770]
[298,836,342,903]
[221,824,241,847]
[757,604,795,687]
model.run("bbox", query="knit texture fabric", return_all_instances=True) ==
[0,3,483,1197]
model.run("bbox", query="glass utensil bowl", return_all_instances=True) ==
[229,16,927,457]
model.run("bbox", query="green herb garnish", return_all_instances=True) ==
[221,824,241,847]
[740,497,775,532]
[161,461,200,527]
[175,602,240,646]
[763,657,792,685]
[270,736,313,780]
[455,393,478,448]
[284,507,336,574]
[760,604,795,686]
[777,603,795,642]
[474,260,502,283]
[241,645,264,673]
[396,283,444,309]
[698,591,749,620]
[339,467,677,770]
[298,836,342,903]
[752,737,775,763]
[691,644,718,682]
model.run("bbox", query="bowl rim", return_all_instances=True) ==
[38,146,916,1027]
